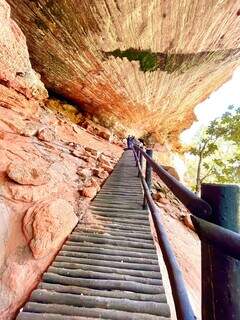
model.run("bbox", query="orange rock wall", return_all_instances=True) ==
[7,0,240,148]
[0,2,122,318]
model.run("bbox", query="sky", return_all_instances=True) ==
[180,68,240,144]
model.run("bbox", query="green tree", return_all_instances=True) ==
[189,105,240,194]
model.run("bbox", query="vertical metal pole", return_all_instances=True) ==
[201,183,240,320]
[135,148,138,166]
[138,147,143,177]
[127,137,129,149]
[143,149,153,209]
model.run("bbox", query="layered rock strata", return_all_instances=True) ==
[0,2,122,318]
[7,0,240,148]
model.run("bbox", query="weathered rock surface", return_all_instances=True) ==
[0,3,122,316]
[81,186,98,199]
[0,0,47,104]
[7,0,240,148]
[0,103,121,319]
[23,199,78,259]
[37,127,56,142]
[7,161,50,186]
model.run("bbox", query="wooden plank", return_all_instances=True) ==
[43,273,163,294]
[48,266,162,285]
[52,261,161,279]
[30,290,170,316]
[22,303,170,320]
[39,282,166,302]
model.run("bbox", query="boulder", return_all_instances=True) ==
[21,122,40,137]
[98,154,111,167]
[72,149,84,157]
[152,192,162,202]
[23,199,78,259]
[81,186,98,198]
[98,129,112,141]
[162,165,180,180]
[182,214,195,231]
[92,168,109,179]
[84,150,95,159]
[85,146,100,157]
[85,177,100,190]
[77,155,96,167]
[158,197,170,205]
[77,168,92,181]
[37,127,56,142]
[100,164,113,173]
[7,161,49,186]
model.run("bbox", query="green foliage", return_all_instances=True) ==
[188,105,240,192]
[109,48,159,72]
[104,48,235,74]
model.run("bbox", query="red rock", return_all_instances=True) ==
[37,127,56,142]
[72,149,84,157]
[0,201,9,267]
[87,156,97,166]
[90,177,100,189]
[84,150,95,158]
[81,119,113,141]
[0,0,47,101]
[81,186,98,198]
[182,214,195,231]
[68,142,75,147]
[98,154,111,166]
[23,199,78,259]
[152,192,161,201]
[92,168,108,179]
[21,122,40,137]
[85,177,100,190]
[100,164,113,173]
[76,145,85,152]
[158,197,170,205]
[98,129,112,141]
[77,168,92,181]
[162,165,180,180]
[85,146,100,157]
[7,161,49,186]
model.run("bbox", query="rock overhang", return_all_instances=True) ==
[6,0,240,148]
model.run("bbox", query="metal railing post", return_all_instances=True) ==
[138,147,143,177]
[135,149,138,166]
[143,149,153,209]
[201,184,240,320]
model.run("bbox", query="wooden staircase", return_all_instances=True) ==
[17,150,171,320]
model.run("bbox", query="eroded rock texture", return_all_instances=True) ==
[0,102,121,319]
[0,2,122,318]
[8,0,240,148]
[0,0,47,107]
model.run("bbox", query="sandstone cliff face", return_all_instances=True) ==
[0,2,122,318]
[0,0,47,105]
[7,0,240,148]
[0,102,121,319]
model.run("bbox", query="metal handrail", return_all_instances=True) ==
[191,215,240,260]
[134,144,240,259]
[134,145,212,219]
[132,143,240,320]
[133,148,196,320]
